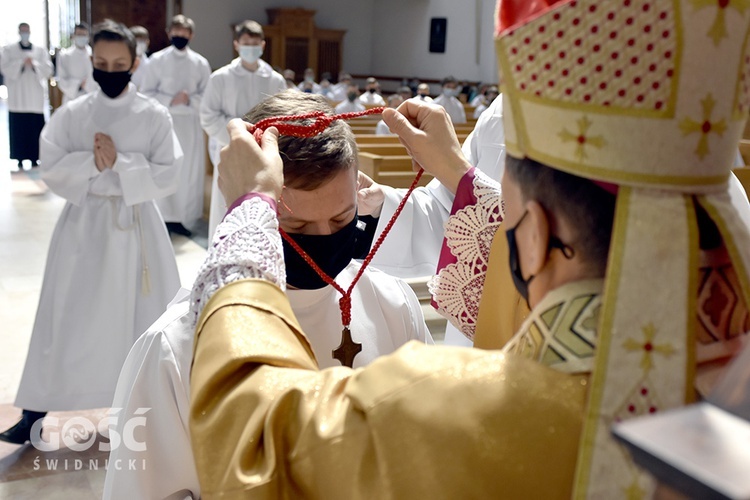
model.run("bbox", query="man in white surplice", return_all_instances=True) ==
[55,23,97,106]
[1,22,54,169]
[103,91,431,499]
[0,21,182,445]
[129,26,151,90]
[433,75,467,124]
[141,15,211,234]
[200,20,286,241]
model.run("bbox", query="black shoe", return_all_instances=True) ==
[166,222,192,237]
[0,410,46,445]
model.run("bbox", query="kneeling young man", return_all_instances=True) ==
[102,91,431,499]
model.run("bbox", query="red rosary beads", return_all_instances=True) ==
[250,106,426,367]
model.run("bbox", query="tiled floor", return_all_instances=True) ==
[0,95,207,497]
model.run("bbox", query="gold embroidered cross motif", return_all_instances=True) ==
[679,94,727,160]
[622,323,677,372]
[689,0,750,45]
[558,116,606,161]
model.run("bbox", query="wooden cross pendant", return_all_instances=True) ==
[332,326,362,368]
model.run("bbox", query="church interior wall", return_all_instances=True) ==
[182,0,375,75]
[182,0,498,86]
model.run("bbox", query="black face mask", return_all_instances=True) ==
[368,88,376,94]
[93,68,132,99]
[283,215,359,290]
[347,92,358,102]
[171,36,189,50]
[506,210,575,307]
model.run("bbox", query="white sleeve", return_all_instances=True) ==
[188,60,211,113]
[112,111,183,206]
[462,97,506,182]
[369,182,454,278]
[0,48,24,81]
[199,74,232,145]
[190,197,287,323]
[39,107,100,206]
[103,306,200,500]
[32,47,53,79]
[397,278,434,345]
[55,53,82,99]
[139,59,174,108]
[272,74,288,95]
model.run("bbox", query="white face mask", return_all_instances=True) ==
[443,87,458,98]
[20,33,30,44]
[74,35,88,49]
[239,45,263,64]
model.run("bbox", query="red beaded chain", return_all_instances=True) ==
[248,107,387,143]
[280,168,424,327]
[249,106,426,329]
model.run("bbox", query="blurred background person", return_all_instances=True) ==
[359,76,385,106]
[434,75,466,124]
[129,25,150,89]
[1,22,53,170]
[334,83,365,113]
[55,23,96,106]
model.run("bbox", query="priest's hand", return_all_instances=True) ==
[94,133,117,171]
[218,119,283,207]
[357,171,384,218]
[383,100,472,194]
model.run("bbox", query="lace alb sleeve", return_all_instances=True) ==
[428,169,503,340]
[190,197,286,324]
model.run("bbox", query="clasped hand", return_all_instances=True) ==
[171,91,190,107]
[94,133,117,171]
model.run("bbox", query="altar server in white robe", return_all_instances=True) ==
[330,72,353,102]
[334,84,365,114]
[129,26,150,90]
[433,75,467,124]
[141,15,211,234]
[200,19,286,241]
[359,77,386,106]
[0,20,182,446]
[103,91,431,499]
[1,23,53,168]
[55,23,97,105]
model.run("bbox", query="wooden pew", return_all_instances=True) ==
[358,152,433,188]
[357,143,409,155]
[355,133,469,144]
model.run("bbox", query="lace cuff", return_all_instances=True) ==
[428,169,504,340]
[190,197,286,324]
